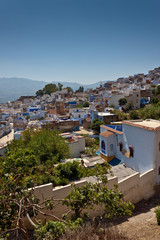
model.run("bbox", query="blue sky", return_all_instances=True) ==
[0,0,160,84]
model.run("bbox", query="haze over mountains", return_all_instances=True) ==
[0,77,106,103]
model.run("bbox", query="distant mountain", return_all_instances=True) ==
[0,77,107,103]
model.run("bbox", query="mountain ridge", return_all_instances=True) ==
[0,77,108,103]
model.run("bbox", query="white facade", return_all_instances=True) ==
[100,120,160,184]
[69,108,89,124]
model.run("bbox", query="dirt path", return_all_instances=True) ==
[117,193,160,240]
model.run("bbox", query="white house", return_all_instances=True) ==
[60,132,85,157]
[99,119,160,184]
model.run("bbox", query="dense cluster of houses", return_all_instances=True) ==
[0,67,160,171]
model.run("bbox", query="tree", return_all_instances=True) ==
[66,87,73,93]
[78,86,84,92]
[43,84,58,95]
[83,102,89,107]
[58,83,63,91]
[129,110,139,120]
[125,101,134,111]
[91,118,105,134]
[36,89,44,96]
[63,164,134,220]
[118,98,127,107]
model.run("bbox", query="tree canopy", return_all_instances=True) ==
[91,118,105,133]
[36,83,58,96]
[118,98,127,107]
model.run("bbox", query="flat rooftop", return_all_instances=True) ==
[98,112,115,116]
[123,119,160,131]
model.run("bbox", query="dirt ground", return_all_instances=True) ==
[116,192,160,240]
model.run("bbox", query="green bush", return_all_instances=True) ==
[35,221,66,240]
[155,206,160,225]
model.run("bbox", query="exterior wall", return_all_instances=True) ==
[100,124,155,175]
[68,137,85,157]
[109,93,125,108]
[100,134,116,157]
[103,114,117,124]
[118,169,155,203]
[154,131,160,184]
[125,90,140,109]
[24,169,155,230]
[115,124,155,174]
[41,120,79,132]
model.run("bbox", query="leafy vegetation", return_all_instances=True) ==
[0,129,134,239]
[36,83,58,96]
[155,206,160,225]
[83,101,89,107]
[91,118,105,134]
[84,136,99,156]
[118,98,127,107]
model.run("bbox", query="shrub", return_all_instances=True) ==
[35,221,66,240]
[155,206,160,225]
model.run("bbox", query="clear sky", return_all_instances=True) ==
[0,0,160,84]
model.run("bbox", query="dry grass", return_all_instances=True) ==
[60,224,132,240]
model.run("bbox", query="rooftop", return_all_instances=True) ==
[98,112,115,117]
[100,131,114,137]
[123,119,160,131]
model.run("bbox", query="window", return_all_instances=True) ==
[101,140,105,150]
[119,142,123,152]
[129,145,134,157]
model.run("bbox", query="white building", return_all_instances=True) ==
[69,108,89,124]
[60,132,85,157]
[99,119,160,184]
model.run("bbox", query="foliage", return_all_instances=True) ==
[152,97,160,105]
[138,105,160,120]
[125,101,134,111]
[83,102,89,107]
[129,110,139,120]
[65,87,73,93]
[63,169,134,220]
[56,161,82,181]
[76,104,82,108]
[36,84,58,96]
[36,89,44,96]
[84,136,99,156]
[118,98,127,107]
[0,128,135,239]
[58,83,63,91]
[91,118,105,133]
[35,221,66,240]
[77,86,84,92]
[114,110,127,121]
[43,84,58,95]
[155,206,160,225]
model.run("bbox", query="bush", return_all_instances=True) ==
[129,110,139,120]
[35,221,66,240]
[155,206,160,225]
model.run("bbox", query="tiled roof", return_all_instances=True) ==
[100,131,114,137]
[100,125,123,135]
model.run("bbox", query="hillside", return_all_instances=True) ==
[0,78,106,103]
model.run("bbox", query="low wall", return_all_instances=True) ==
[25,169,155,229]
[118,169,155,203]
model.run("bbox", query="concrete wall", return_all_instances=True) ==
[118,169,155,203]
[68,137,85,157]
[24,168,155,230]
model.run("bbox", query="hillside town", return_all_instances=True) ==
[1,67,160,239]
[0,66,159,141]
